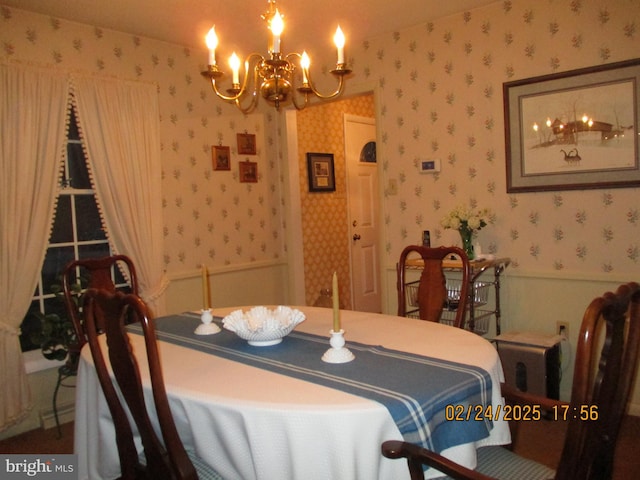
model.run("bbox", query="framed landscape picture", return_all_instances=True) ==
[504,58,640,192]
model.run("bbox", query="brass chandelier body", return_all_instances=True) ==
[201,0,351,113]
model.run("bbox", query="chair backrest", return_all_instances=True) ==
[62,255,138,367]
[556,281,640,480]
[397,245,471,329]
[83,288,198,480]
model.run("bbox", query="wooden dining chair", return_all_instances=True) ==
[62,254,139,359]
[83,288,224,480]
[382,282,640,480]
[53,255,139,436]
[397,245,471,329]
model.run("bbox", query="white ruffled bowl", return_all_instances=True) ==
[222,306,306,346]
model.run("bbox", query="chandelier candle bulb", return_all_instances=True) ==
[332,272,341,332]
[271,9,284,54]
[229,53,240,85]
[205,27,218,65]
[334,26,345,64]
[301,52,310,84]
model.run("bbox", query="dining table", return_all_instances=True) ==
[74,305,511,480]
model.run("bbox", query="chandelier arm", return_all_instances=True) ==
[234,90,260,114]
[208,79,241,102]
[291,90,310,111]
[232,54,264,113]
[206,53,265,103]
[303,69,348,100]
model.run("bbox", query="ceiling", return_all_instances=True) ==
[5,0,498,56]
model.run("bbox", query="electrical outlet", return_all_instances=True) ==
[557,321,569,338]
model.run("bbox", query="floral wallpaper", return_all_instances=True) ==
[0,4,285,277]
[2,0,639,296]
[344,0,639,277]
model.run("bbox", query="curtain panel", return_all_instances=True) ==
[0,63,70,431]
[71,76,168,315]
[0,63,167,432]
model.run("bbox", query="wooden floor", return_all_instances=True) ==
[1,416,639,477]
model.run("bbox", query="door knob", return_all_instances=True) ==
[352,234,361,241]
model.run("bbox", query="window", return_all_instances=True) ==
[19,107,123,352]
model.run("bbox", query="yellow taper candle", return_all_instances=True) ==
[332,272,340,332]
[201,264,210,310]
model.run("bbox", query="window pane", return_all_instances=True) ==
[43,296,68,322]
[49,196,73,244]
[42,246,75,295]
[78,243,111,260]
[68,109,80,141]
[360,141,377,163]
[75,195,106,241]
[20,306,43,352]
[68,143,91,189]
[113,261,134,291]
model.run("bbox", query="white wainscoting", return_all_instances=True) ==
[164,260,290,314]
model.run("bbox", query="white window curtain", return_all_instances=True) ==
[71,76,168,314]
[0,63,70,431]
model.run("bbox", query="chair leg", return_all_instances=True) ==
[52,369,64,439]
[52,365,77,439]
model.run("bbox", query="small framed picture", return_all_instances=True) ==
[306,152,336,192]
[212,145,231,171]
[237,133,257,155]
[239,161,258,183]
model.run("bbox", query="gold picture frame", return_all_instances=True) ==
[212,145,231,171]
[239,161,258,183]
[237,133,257,155]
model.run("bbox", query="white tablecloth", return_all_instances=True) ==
[74,306,510,480]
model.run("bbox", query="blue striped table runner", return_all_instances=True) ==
[128,313,493,452]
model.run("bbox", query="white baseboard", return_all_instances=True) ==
[40,402,75,430]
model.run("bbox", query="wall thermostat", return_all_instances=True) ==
[419,158,441,174]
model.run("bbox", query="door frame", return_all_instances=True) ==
[283,82,389,312]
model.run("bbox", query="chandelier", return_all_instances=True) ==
[201,0,351,113]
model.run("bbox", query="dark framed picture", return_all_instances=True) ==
[306,153,336,192]
[237,133,257,155]
[212,145,231,171]
[504,58,640,193]
[239,161,258,183]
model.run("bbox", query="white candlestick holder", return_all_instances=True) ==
[194,308,221,335]
[322,329,355,363]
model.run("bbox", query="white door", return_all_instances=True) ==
[344,115,381,313]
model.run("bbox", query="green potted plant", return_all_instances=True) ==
[30,278,84,365]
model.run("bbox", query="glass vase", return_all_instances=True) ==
[458,228,475,260]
